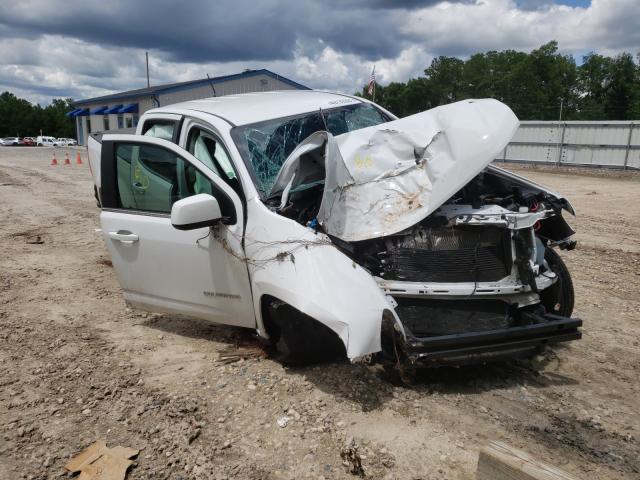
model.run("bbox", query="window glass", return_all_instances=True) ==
[232,103,389,195]
[103,116,109,131]
[187,128,243,197]
[125,117,133,129]
[187,128,237,181]
[117,115,124,129]
[115,143,215,214]
[143,121,175,140]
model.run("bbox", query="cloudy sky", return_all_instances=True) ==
[0,0,637,104]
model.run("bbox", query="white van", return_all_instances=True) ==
[36,136,61,147]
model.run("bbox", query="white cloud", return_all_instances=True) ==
[403,0,639,57]
[0,0,637,104]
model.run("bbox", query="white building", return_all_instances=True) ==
[67,69,309,145]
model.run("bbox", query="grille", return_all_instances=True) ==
[395,298,512,336]
[386,227,511,283]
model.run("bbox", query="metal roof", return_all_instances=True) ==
[148,90,364,126]
[72,69,310,106]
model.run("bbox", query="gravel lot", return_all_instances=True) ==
[1,146,639,479]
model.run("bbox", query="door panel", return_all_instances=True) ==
[99,134,255,328]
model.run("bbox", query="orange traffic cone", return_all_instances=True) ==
[50,153,58,166]
[76,152,83,165]
[64,152,71,165]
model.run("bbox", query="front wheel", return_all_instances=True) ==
[540,247,575,317]
[264,300,346,365]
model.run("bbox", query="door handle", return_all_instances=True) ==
[108,231,139,244]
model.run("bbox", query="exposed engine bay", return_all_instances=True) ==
[270,163,580,365]
[265,99,581,366]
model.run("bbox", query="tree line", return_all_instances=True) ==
[1,40,638,139]
[0,92,76,138]
[360,42,640,121]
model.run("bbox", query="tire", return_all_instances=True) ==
[264,301,346,365]
[540,247,574,317]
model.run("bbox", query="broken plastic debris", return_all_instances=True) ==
[64,440,139,480]
[277,415,290,428]
[340,437,365,477]
[216,344,266,364]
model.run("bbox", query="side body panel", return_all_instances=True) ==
[244,199,396,359]
[101,211,255,326]
[99,134,255,328]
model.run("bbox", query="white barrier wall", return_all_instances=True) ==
[496,121,639,170]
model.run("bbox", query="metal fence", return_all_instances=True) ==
[496,120,639,170]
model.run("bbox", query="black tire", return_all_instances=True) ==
[540,247,574,317]
[265,301,346,365]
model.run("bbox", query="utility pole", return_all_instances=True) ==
[556,98,565,167]
[146,51,150,88]
[558,98,564,122]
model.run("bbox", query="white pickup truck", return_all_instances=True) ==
[88,90,581,367]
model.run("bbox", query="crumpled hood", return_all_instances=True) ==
[319,99,519,241]
[271,99,519,242]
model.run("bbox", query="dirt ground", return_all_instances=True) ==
[1,147,638,480]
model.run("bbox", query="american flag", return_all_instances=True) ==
[367,66,376,96]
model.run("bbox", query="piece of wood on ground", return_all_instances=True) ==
[64,440,138,480]
[64,440,108,472]
[477,441,579,480]
[109,446,139,460]
[217,345,266,364]
[78,454,134,480]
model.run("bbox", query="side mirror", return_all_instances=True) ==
[171,194,222,230]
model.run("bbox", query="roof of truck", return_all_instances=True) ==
[149,90,364,127]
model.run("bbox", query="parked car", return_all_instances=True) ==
[3,137,23,146]
[57,138,78,146]
[87,91,581,368]
[36,136,62,147]
[22,137,36,146]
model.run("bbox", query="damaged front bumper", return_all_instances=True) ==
[394,311,582,366]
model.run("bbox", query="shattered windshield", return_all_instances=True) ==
[231,103,390,196]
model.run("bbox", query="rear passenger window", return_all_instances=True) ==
[142,120,177,142]
[115,143,215,214]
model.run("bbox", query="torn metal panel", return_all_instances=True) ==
[244,199,397,359]
[318,99,519,241]
[438,204,551,229]
[487,164,575,216]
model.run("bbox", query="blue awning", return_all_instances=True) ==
[90,106,109,115]
[66,108,82,117]
[74,108,90,117]
[104,104,123,114]
[118,103,138,114]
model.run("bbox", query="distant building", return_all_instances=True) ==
[67,69,309,145]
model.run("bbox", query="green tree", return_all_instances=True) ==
[577,53,611,119]
[423,56,465,107]
[0,92,75,138]
[604,53,638,120]
[359,41,640,121]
